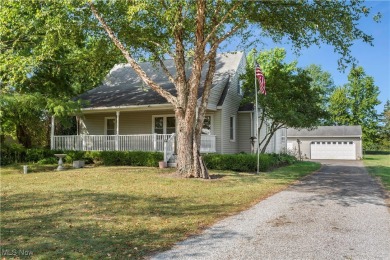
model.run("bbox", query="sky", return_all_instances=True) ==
[226,0,390,114]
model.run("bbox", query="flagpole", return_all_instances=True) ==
[253,49,260,174]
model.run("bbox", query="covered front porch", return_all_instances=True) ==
[50,108,218,163]
[51,134,217,153]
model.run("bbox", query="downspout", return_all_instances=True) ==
[220,108,224,154]
[116,111,120,151]
[250,111,253,153]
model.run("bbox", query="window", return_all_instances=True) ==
[153,115,176,134]
[154,117,164,134]
[230,115,236,141]
[202,116,212,135]
[166,117,176,134]
[105,117,116,135]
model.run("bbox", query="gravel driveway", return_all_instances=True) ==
[151,160,390,260]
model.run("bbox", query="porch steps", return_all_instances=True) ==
[167,162,177,168]
[167,154,177,168]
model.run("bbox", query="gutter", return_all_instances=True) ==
[81,103,174,113]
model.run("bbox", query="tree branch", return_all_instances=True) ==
[204,19,245,62]
[185,0,207,123]
[203,1,241,45]
[149,41,175,58]
[157,56,176,85]
[172,2,188,109]
[89,2,177,105]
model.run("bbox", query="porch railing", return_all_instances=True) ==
[164,133,176,162]
[52,134,216,153]
[200,135,216,153]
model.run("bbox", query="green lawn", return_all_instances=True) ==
[1,162,320,259]
[364,153,390,191]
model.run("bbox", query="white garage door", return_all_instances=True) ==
[311,141,356,160]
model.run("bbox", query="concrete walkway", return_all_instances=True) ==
[151,160,390,260]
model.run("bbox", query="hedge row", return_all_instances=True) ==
[82,151,163,167]
[1,145,295,171]
[0,145,63,166]
[203,153,296,172]
[0,146,163,167]
[364,150,390,155]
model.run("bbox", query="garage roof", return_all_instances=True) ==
[287,126,362,137]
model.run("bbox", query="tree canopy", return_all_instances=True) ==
[241,48,328,153]
[0,1,123,147]
[379,100,390,150]
[328,66,381,149]
[1,0,379,175]
[304,64,335,117]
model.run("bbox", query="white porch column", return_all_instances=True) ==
[50,115,55,150]
[116,111,120,151]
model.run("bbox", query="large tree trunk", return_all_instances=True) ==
[175,108,195,177]
[259,123,284,154]
[174,109,209,178]
[90,1,220,179]
[260,133,273,154]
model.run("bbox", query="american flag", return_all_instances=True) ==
[255,63,266,95]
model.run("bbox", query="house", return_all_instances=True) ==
[51,52,286,162]
[286,126,363,160]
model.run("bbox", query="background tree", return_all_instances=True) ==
[327,66,381,149]
[241,48,327,153]
[304,64,335,121]
[378,100,390,150]
[0,1,123,147]
[328,87,351,125]
[348,66,381,149]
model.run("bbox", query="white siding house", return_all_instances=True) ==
[52,52,286,162]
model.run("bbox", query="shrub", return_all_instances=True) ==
[203,153,296,172]
[84,151,101,165]
[83,150,163,167]
[65,151,86,162]
[0,143,26,165]
[364,150,390,155]
[25,148,65,163]
[37,157,58,165]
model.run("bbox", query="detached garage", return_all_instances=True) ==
[287,126,363,160]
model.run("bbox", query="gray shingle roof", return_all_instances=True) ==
[287,126,362,137]
[77,52,244,109]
